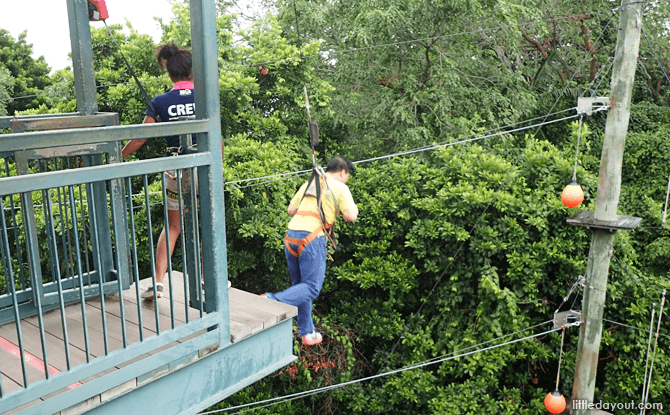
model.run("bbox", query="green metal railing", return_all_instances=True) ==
[0,0,229,412]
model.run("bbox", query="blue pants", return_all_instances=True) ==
[272,230,327,336]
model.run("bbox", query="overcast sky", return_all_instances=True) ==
[0,0,176,73]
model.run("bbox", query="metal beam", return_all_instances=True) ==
[0,119,210,153]
[81,321,295,415]
[0,152,212,195]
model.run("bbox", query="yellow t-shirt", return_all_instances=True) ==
[288,176,356,234]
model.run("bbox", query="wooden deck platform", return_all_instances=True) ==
[0,272,297,414]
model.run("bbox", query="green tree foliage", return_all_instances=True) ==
[0,66,13,116]
[3,1,669,411]
[0,28,52,114]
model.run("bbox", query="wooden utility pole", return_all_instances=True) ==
[570,1,643,414]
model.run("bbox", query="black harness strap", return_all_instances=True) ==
[297,168,338,251]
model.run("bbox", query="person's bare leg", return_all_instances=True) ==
[154,209,182,285]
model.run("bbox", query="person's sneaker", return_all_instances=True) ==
[302,331,323,346]
[260,292,277,300]
[141,283,163,300]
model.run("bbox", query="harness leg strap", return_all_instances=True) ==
[285,228,323,257]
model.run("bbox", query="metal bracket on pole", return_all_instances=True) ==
[577,97,610,116]
[554,310,583,329]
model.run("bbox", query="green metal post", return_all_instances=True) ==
[67,0,118,286]
[570,1,642,413]
[67,0,98,115]
[190,0,229,345]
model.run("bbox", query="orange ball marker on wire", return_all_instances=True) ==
[545,328,567,414]
[544,391,567,414]
[562,115,585,208]
[561,181,584,208]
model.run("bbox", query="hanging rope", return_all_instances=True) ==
[571,114,584,182]
[290,0,319,157]
[555,328,566,392]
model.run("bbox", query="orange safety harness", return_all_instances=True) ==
[285,172,338,258]
[284,211,333,257]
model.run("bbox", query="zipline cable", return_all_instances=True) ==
[198,325,563,415]
[415,319,553,365]
[555,275,586,315]
[224,111,584,192]
[289,0,339,253]
[555,328,566,391]
[587,56,615,98]
[603,318,670,339]
[222,108,575,187]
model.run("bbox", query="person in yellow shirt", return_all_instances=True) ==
[263,156,358,345]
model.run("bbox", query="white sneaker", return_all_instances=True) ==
[141,283,163,300]
[302,331,323,346]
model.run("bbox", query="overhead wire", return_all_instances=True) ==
[603,318,670,340]
[198,324,564,414]
[223,109,582,192]
[555,275,586,314]
[411,319,554,366]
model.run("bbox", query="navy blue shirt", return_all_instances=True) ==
[145,82,196,148]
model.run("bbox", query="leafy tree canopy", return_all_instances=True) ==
[0,28,52,114]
